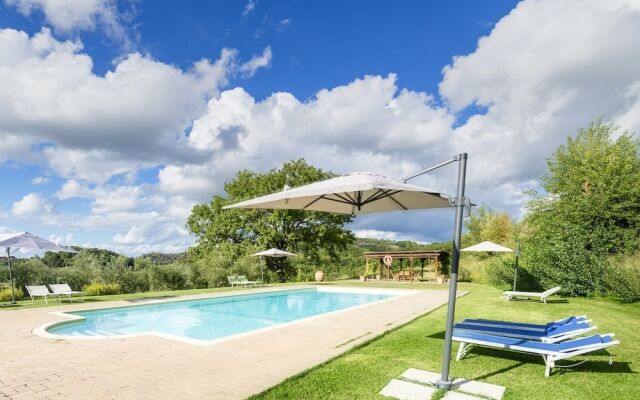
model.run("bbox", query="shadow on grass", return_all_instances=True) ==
[427,330,446,339]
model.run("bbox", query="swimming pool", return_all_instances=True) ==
[42,287,398,345]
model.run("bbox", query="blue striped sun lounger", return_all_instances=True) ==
[453,331,619,377]
[455,316,595,342]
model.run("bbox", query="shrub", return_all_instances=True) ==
[605,254,640,303]
[100,267,150,294]
[484,256,540,291]
[54,265,101,291]
[485,256,515,288]
[0,286,24,301]
[116,269,151,293]
[83,281,121,296]
[10,258,56,289]
[148,263,190,291]
[458,256,489,283]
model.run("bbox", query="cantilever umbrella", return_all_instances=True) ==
[251,248,297,283]
[0,232,77,304]
[224,153,470,389]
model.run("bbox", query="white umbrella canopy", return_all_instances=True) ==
[251,248,296,283]
[223,171,451,214]
[461,241,513,253]
[251,248,297,257]
[0,232,77,253]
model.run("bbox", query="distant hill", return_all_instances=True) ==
[138,251,187,265]
[352,237,450,252]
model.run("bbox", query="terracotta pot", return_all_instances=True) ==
[315,271,325,282]
[359,276,367,282]
[436,276,444,285]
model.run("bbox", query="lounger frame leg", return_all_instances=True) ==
[456,342,470,361]
[542,356,554,377]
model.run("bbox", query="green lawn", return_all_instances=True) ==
[251,282,640,400]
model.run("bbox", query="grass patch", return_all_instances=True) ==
[251,282,639,400]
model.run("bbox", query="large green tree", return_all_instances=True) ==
[464,205,516,247]
[525,120,640,296]
[187,159,355,282]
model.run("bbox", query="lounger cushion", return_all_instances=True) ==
[461,316,587,332]
[454,321,592,340]
[453,331,611,354]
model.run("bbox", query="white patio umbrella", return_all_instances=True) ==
[225,171,451,213]
[462,241,513,253]
[0,232,77,304]
[225,153,470,389]
[251,248,297,283]
[462,240,520,291]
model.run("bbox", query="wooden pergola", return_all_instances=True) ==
[363,250,446,281]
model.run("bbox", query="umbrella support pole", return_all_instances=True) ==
[403,153,468,390]
[512,240,520,291]
[437,153,467,389]
[6,247,16,304]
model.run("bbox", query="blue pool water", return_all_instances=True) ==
[47,288,394,342]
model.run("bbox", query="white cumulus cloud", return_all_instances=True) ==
[5,0,132,48]
[11,193,54,216]
[238,46,272,77]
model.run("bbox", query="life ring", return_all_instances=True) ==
[383,255,393,267]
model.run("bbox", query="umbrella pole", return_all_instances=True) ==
[6,247,16,304]
[512,240,520,291]
[438,153,467,389]
[261,256,264,283]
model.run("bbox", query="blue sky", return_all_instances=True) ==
[1,0,639,255]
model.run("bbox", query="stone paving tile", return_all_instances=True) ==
[0,285,459,399]
[442,391,483,400]
[380,379,437,400]
[453,378,506,400]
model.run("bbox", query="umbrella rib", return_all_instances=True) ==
[333,192,356,204]
[362,189,385,203]
[303,194,355,210]
[387,193,408,210]
[303,195,325,210]
[323,196,354,205]
[363,189,402,205]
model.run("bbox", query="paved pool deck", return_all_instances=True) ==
[0,285,463,400]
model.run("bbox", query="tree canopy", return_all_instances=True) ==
[187,159,355,281]
[464,205,516,247]
[524,120,640,295]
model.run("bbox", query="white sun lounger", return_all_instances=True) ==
[453,331,619,377]
[237,275,261,287]
[25,285,58,304]
[49,283,85,302]
[503,286,562,303]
